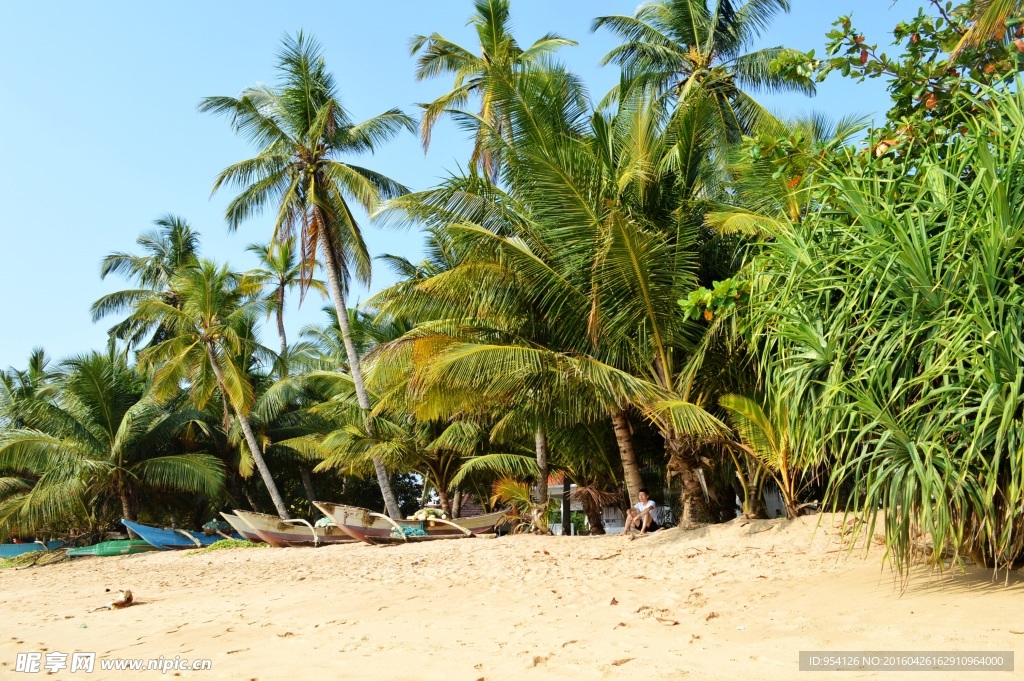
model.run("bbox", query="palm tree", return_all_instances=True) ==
[0,348,56,429]
[91,215,200,349]
[0,351,224,533]
[136,259,291,519]
[309,372,467,517]
[244,238,327,361]
[719,393,804,518]
[705,114,867,236]
[381,67,730,522]
[200,32,413,518]
[593,0,813,141]
[411,0,576,178]
[952,0,1022,55]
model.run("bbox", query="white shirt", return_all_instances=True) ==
[634,499,656,521]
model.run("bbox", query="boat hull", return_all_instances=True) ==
[232,510,354,547]
[67,540,161,557]
[219,512,264,543]
[314,502,506,544]
[122,519,240,550]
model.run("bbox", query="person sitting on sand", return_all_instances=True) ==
[624,489,659,534]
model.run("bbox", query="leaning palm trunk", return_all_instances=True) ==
[612,409,644,506]
[206,344,290,519]
[320,237,402,519]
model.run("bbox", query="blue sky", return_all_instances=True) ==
[0,0,916,368]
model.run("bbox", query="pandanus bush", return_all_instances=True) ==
[749,83,1024,574]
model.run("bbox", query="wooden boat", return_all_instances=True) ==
[0,540,63,558]
[121,519,240,550]
[314,502,507,545]
[219,512,264,543]
[67,540,161,557]
[231,510,355,547]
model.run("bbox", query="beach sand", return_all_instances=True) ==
[1,514,1020,680]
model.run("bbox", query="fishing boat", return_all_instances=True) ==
[66,540,161,558]
[219,512,264,543]
[121,519,240,550]
[314,502,507,545]
[0,540,64,559]
[232,510,355,548]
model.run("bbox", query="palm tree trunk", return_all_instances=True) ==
[300,468,317,517]
[320,238,402,519]
[561,476,571,536]
[243,485,262,513]
[206,344,290,519]
[437,488,453,518]
[235,410,291,520]
[666,433,712,525]
[580,493,606,535]
[276,285,288,360]
[451,489,463,519]
[118,480,133,521]
[533,426,552,534]
[534,426,549,507]
[612,409,643,506]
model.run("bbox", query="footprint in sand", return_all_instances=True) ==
[530,653,551,667]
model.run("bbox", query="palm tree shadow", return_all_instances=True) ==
[901,565,1024,596]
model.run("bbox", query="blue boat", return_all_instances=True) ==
[0,540,64,559]
[121,519,240,550]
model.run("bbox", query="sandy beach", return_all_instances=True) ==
[1,515,1020,681]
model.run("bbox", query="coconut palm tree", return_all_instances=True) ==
[952,0,1023,54]
[380,66,730,522]
[0,351,224,533]
[705,114,868,236]
[135,259,291,518]
[91,215,200,349]
[0,348,56,429]
[244,239,327,362]
[309,372,467,517]
[200,32,413,518]
[411,0,576,178]
[593,0,813,141]
[719,393,806,518]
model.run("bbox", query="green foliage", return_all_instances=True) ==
[0,549,67,569]
[773,1,1024,156]
[679,278,751,321]
[12,1,1024,578]
[200,31,414,291]
[202,31,415,519]
[748,83,1024,572]
[0,352,224,534]
[191,539,267,553]
[411,0,576,177]
[593,0,814,143]
[91,215,201,349]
